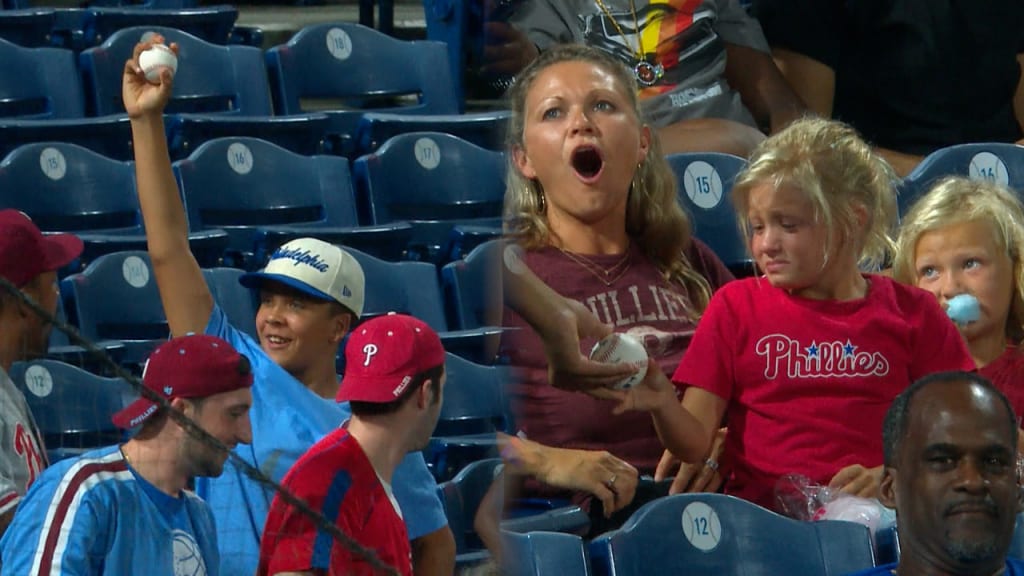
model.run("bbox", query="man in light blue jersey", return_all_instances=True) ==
[122,34,455,575]
[0,334,254,575]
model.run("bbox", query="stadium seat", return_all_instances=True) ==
[425,353,508,481]
[353,132,506,263]
[82,0,198,8]
[354,109,511,157]
[343,247,503,364]
[80,5,238,46]
[898,142,1024,218]
[80,25,272,117]
[202,266,257,340]
[0,37,84,119]
[501,530,592,576]
[165,112,330,161]
[173,136,412,265]
[666,152,754,277]
[0,141,227,270]
[440,239,501,331]
[0,115,134,161]
[61,251,171,366]
[0,8,58,48]
[46,289,128,373]
[8,359,137,463]
[438,458,502,564]
[265,22,460,156]
[589,493,876,575]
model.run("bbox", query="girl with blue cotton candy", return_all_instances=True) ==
[895,176,1024,417]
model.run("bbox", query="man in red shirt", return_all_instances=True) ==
[258,313,447,576]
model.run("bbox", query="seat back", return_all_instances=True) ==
[80,25,271,116]
[0,36,84,119]
[0,8,58,48]
[265,22,459,116]
[0,141,141,233]
[440,239,501,330]
[82,5,238,46]
[354,131,506,224]
[502,530,592,576]
[666,152,751,276]
[174,136,359,241]
[345,246,449,332]
[61,251,170,342]
[435,352,507,437]
[9,359,136,449]
[0,116,135,162]
[589,494,876,576]
[899,142,1024,218]
[438,458,503,553]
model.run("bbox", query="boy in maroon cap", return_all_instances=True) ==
[0,334,253,575]
[257,314,446,576]
[0,210,83,538]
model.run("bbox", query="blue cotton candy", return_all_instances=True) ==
[947,294,980,325]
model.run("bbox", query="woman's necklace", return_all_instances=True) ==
[593,0,664,87]
[557,243,633,287]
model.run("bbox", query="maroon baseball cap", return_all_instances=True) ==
[113,334,254,429]
[0,210,83,287]
[337,313,446,403]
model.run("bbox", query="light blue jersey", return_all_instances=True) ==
[196,306,446,576]
[0,446,217,576]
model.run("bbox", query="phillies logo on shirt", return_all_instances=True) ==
[755,334,890,379]
[13,423,43,488]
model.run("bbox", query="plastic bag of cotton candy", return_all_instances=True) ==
[946,294,981,327]
[774,474,884,536]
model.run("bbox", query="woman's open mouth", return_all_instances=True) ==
[571,145,605,183]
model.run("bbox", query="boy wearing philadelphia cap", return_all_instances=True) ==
[258,313,446,576]
[0,209,84,539]
[0,334,253,575]
[122,34,454,576]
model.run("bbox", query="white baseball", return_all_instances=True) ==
[139,44,177,84]
[589,333,648,390]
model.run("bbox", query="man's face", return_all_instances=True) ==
[181,388,253,478]
[881,381,1021,571]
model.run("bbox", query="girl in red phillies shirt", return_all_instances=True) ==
[604,117,975,512]
[894,176,1024,419]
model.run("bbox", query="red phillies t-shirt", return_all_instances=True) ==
[980,345,1024,417]
[502,239,733,482]
[258,429,412,576]
[673,275,974,511]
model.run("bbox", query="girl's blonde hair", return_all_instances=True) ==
[503,44,711,313]
[732,117,899,271]
[894,176,1024,342]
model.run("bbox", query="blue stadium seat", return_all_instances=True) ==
[440,239,501,331]
[202,266,257,340]
[425,353,508,481]
[172,136,412,264]
[589,494,876,575]
[0,37,84,119]
[79,25,272,117]
[354,109,511,156]
[165,111,330,161]
[501,530,592,576]
[81,5,238,46]
[9,359,137,463]
[0,115,134,161]
[82,0,197,8]
[0,8,58,48]
[666,152,753,277]
[265,22,460,156]
[343,247,503,364]
[0,141,227,270]
[353,132,506,263]
[898,142,1024,218]
[438,458,502,564]
[47,287,128,373]
[61,251,171,366]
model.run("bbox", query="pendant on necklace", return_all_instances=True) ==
[634,58,664,87]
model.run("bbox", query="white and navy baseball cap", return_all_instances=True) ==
[239,238,365,318]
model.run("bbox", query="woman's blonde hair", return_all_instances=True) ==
[732,117,899,271]
[503,44,711,312]
[894,176,1024,342]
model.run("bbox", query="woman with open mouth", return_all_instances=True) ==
[500,43,734,536]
